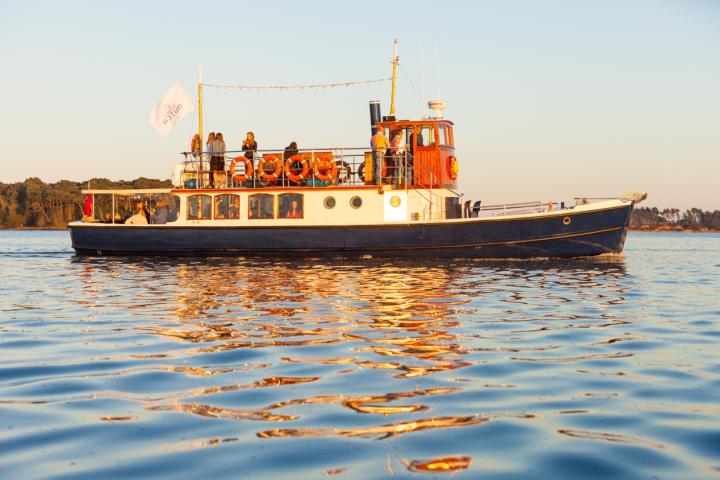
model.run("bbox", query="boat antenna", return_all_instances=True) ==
[420,37,427,115]
[197,64,204,143]
[389,39,399,116]
[433,41,441,98]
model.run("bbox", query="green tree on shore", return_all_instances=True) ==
[0,178,171,228]
[630,206,720,231]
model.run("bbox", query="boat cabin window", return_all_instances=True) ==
[214,194,240,219]
[418,125,436,147]
[438,124,453,147]
[187,194,212,220]
[112,195,132,223]
[92,194,120,223]
[166,195,180,222]
[409,127,423,151]
[438,124,446,146]
[91,193,179,223]
[279,193,303,219]
[249,193,274,219]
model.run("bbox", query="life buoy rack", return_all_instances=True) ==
[190,134,202,154]
[313,156,337,182]
[284,155,309,183]
[448,156,459,180]
[258,154,283,182]
[229,155,253,183]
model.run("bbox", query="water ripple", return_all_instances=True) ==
[0,231,719,478]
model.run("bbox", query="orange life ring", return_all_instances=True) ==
[258,154,282,182]
[356,162,367,183]
[313,155,337,182]
[190,134,202,154]
[229,156,253,183]
[448,156,459,180]
[284,155,309,183]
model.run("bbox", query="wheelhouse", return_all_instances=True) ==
[374,118,457,189]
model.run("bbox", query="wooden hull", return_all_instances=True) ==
[69,204,633,259]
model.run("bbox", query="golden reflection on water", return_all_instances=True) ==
[403,455,472,472]
[73,257,631,450]
[256,415,490,439]
[127,261,485,438]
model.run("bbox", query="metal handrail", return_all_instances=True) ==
[183,146,369,156]
[475,201,563,217]
[181,147,371,189]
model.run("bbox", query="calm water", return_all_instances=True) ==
[0,231,719,479]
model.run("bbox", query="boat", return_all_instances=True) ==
[69,43,646,258]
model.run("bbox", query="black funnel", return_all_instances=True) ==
[369,101,381,135]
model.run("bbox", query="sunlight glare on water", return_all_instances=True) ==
[0,231,719,479]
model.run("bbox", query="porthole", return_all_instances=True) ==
[563,216,571,225]
[389,195,401,207]
[350,196,363,209]
[323,196,336,209]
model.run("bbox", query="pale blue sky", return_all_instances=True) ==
[1,0,718,209]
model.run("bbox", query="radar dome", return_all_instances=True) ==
[428,100,447,118]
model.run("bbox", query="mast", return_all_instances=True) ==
[197,64,204,145]
[389,39,399,116]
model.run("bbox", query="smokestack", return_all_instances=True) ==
[369,100,381,135]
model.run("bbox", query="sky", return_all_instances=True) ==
[1,0,719,210]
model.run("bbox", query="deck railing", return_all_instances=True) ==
[177,147,464,195]
[463,200,565,218]
[180,147,372,189]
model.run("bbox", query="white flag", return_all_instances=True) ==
[147,83,196,137]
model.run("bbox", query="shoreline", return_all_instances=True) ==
[629,227,719,233]
[1,227,67,231]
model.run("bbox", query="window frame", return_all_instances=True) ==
[187,194,212,220]
[417,125,436,148]
[213,194,241,220]
[248,193,275,220]
[278,193,304,219]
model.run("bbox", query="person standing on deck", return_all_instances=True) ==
[283,141,298,161]
[204,132,215,188]
[407,129,422,186]
[371,127,390,185]
[210,132,226,188]
[390,129,405,186]
[242,131,258,160]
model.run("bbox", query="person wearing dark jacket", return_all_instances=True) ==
[283,141,298,161]
[242,131,258,160]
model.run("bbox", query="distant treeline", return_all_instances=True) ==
[0,177,171,229]
[630,207,720,232]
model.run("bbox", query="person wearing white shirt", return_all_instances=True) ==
[125,201,148,225]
